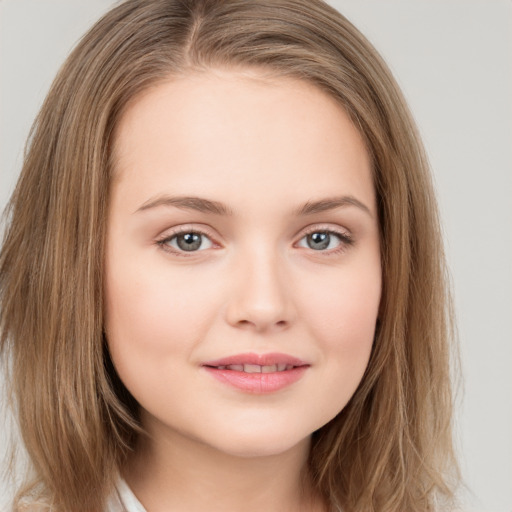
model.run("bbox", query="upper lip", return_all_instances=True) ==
[202,352,309,368]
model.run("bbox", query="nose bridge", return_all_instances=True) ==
[226,240,293,331]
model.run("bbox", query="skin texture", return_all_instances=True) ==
[104,69,381,512]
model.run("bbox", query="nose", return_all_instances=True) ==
[224,247,295,333]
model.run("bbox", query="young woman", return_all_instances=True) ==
[0,1,459,510]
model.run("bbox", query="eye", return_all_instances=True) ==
[297,230,350,251]
[160,231,213,252]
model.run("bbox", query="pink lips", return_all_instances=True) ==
[202,352,309,393]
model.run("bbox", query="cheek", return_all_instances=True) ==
[103,260,219,379]
[301,260,381,349]
[296,260,380,416]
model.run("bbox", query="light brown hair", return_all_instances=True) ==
[0,0,459,510]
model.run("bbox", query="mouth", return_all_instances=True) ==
[202,353,309,393]
[206,363,298,373]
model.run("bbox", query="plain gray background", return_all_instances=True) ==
[1,1,511,511]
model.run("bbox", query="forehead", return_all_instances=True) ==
[111,68,375,215]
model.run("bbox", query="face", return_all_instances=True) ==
[104,69,381,458]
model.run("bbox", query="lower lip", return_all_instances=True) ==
[203,366,308,393]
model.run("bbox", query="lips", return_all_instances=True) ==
[202,352,309,393]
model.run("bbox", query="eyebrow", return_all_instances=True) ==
[295,196,373,217]
[135,194,372,217]
[135,195,233,215]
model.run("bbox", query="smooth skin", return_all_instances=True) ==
[104,68,381,512]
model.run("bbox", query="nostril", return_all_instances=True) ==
[234,317,289,332]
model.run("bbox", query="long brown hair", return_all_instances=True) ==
[0,1,459,510]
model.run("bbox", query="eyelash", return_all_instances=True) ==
[297,225,354,255]
[156,225,354,257]
[156,226,218,257]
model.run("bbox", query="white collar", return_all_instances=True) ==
[105,478,147,512]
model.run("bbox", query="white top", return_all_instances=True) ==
[105,479,147,512]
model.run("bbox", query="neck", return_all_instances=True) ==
[124,420,325,512]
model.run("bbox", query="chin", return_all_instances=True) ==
[198,424,312,459]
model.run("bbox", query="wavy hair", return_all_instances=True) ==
[0,0,459,510]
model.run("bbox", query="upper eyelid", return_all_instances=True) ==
[157,224,218,241]
[297,223,352,238]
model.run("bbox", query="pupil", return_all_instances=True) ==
[308,232,330,250]
[177,233,202,251]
